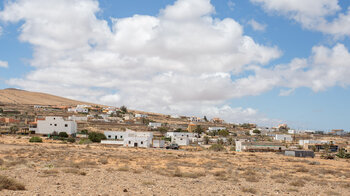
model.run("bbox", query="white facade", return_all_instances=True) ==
[102,129,153,148]
[31,116,77,135]
[208,127,226,132]
[104,131,128,140]
[274,134,293,142]
[173,137,190,146]
[135,114,148,118]
[153,139,165,148]
[166,132,198,140]
[298,140,330,146]
[149,122,162,128]
[68,105,89,113]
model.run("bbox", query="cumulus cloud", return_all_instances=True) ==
[0,60,8,68]
[247,19,266,31]
[234,44,350,96]
[0,0,283,124]
[251,0,350,38]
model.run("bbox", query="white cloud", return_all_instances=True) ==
[233,44,350,96]
[0,0,282,124]
[247,19,266,31]
[0,60,8,68]
[250,0,350,37]
[227,1,235,11]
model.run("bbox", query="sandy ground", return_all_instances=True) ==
[0,135,350,196]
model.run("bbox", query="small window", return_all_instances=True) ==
[65,124,68,127]
[129,141,131,144]
[108,135,111,138]
[54,118,56,120]
[54,124,57,126]
[50,124,52,126]
[121,136,123,139]
[141,141,143,144]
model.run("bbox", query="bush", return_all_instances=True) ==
[67,137,76,143]
[79,129,89,134]
[52,136,63,141]
[58,132,69,138]
[218,129,229,137]
[209,144,225,152]
[336,149,350,159]
[88,132,106,143]
[79,138,92,144]
[29,136,42,143]
[0,175,25,191]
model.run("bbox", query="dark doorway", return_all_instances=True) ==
[134,143,138,147]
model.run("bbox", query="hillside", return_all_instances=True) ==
[0,88,94,106]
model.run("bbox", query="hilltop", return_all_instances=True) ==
[0,88,95,106]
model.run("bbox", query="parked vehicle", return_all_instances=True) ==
[166,143,179,150]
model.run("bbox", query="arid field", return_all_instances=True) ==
[0,135,349,196]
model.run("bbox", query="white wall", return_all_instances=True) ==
[36,116,77,135]
[274,134,293,141]
[104,131,128,140]
[172,137,189,146]
[153,140,165,148]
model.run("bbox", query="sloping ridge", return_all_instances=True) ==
[0,88,96,106]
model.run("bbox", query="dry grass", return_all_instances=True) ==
[62,168,86,176]
[173,168,205,178]
[241,187,257,194]
[289,180,305,187]
[117,166,130,172]
[98,158,108,165]
[142,181,156,186]
[0,175,25,191]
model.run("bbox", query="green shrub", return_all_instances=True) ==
[79,129,89,134]
[209,144,225,152]
[29,136,42,143]
[79,138,92,144]
[88,132,106,143]
[52,136,62,140]
[67,137,76,143]
[58,132,69,138]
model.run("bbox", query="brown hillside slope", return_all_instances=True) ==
[0,88,95,106]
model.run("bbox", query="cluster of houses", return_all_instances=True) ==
[1,103,349,156]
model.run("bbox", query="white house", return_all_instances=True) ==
[235,141,286,152]
[274,134,293,142]
[288,129,316,134]
[135,114,148,118]
[166,132,198,140]
[68,105,89,113]
[124,130,153,148]
[298,140,331,146]
[166,132,198,146]
[102,129,153,148]
[173,137,190,146]
[104,131,128,140]
[30,116,77,135]
[208,127,226,132]
[149,122,162,129]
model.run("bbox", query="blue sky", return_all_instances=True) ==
[1,0,350,131]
